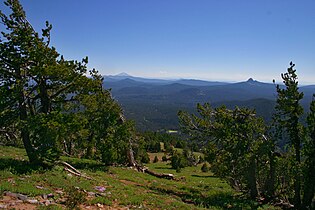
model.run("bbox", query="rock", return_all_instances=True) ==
[4,191,17,197]
[55,190,64,195]
[87,192,96,197]
[94,186,106,192]
[97,203,104,208]
[44,200,52,205]
[0,204,8,208]
[17,193,28,201]
[27,199,39,204]
[47,193,54,198]
[4,191,28,201]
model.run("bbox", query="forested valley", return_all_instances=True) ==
[0,1,314,209]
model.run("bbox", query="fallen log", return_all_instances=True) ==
[134,165,176,180]
[144,168,175,180]
[55,161,92,180]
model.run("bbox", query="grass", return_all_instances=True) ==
[0,146,279,209]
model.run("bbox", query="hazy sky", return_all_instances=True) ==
[8,1,315,83]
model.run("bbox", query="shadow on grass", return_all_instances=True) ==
[0,157,46,174]
[191,174,215,178]
[150,185,260,209]
[0,156,108,174]
[61,157,109,172]
[153,166,172,170]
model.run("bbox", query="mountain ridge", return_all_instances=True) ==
[102,73,315,131]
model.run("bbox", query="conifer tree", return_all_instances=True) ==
[274,62,304,208]
[0,0,134,164]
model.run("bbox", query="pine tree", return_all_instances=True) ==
[274,62,304,208]
[0,0,134,164]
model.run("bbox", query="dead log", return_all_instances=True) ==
[134,165,176,180]
[55,161,92,180]
[144,168,175,180]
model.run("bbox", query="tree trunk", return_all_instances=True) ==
[86,132,95,158]
[19,91,38,164]
[39,78,51,114]
[265,151,276,200]
[247,156,259,199]
[293,133,301,209]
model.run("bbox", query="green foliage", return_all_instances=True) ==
[140,152,150,164]
[179,103,271,198]
[64,186,87,210]
[141,131,182,153]
[170,151,188,171]
[201,162,209,172]
[177,62,315,206]
[0,0,136,165]
[273,62,312,208]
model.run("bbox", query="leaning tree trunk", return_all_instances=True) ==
[18,89,38,164]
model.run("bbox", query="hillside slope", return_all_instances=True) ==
[0,146,278,209]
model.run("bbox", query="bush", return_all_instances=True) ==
[141,153,150,164]
[153,155,159,163]
[65,186,86,209]
[201,162,209,172]
[170,152,188,170]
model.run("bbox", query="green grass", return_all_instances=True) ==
[0,146,279,209]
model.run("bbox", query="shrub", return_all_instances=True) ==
[170,152,188,170]
[201,162,209,172]
[64,186,86,209]
[141,153,150,164]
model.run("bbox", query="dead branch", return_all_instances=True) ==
[55,161,92,180]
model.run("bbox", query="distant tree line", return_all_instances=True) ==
[141,131,186,153]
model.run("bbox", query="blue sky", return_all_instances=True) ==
[8,1,315,83]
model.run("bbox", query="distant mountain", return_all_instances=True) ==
[102,74,315,131]
[104,73,229,86]
[116,72,131,77]
[175,79,228,86]
[104,73,171,85]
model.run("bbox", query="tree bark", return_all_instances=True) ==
[19,89,38,164]
[265,150,276,200]
[293,123,301,209]
[247,156,259,199]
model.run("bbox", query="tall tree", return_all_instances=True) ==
[274,62,304,208]
[0,0,41,163]
[0,0,138,165]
